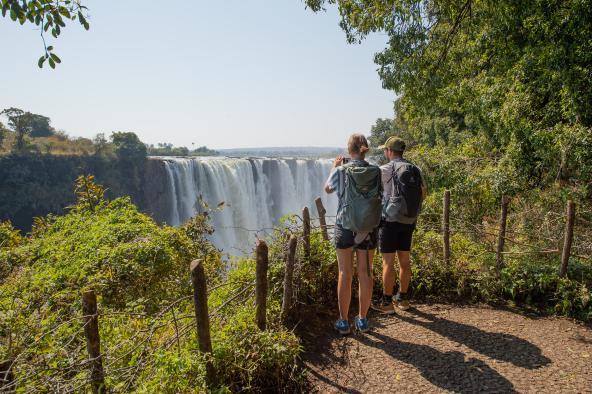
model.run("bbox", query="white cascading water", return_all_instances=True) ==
[161,157,337,255]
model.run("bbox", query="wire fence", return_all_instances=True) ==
[2,192,590,392]
[0,276,256,393]
[219,196,591,263]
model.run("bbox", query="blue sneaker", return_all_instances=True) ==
[355,316,370,333]
[334,319,350,335]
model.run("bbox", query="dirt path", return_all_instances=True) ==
[302,304,592,393]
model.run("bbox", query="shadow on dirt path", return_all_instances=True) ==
[302,304,592,393]
[400,308,551,369]
[360,330,516,393]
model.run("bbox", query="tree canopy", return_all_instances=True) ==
[28,112,55,137]
[147,143,219,157]
[1,107,33,152]
[1,107,57,152]
[111,131,147,163]
[307,0,592,189]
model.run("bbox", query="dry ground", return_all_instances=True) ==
[302,304,592,393]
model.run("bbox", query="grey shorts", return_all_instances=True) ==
[334,224,378,250]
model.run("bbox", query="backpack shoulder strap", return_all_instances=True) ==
[338,166,348,196]
[344,160,369,168]
[388,161,402,198]
[372,164,383,194]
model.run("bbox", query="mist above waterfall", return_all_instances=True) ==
[160,157,337,255]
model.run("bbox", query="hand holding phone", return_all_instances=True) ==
[333,156,351,168]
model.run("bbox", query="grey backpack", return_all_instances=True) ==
[340,162,383,233]
[383,160,422,224]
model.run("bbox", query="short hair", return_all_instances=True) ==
[388,147,404,155]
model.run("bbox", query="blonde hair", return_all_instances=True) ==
[348,133,370,158]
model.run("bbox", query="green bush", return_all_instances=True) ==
[260,212,592,323]
[0,221,22,280]
[265,215,337,308]
[500,257,592,320]
[0,179,301,392]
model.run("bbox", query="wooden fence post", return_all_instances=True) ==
[442,190,451,265]
[496,195,510,269]
[0,359,14,392]
[315,197,329,241]
[302,207,311,260]
[281,236,298,324]
[82,291,106,394]
[559,200,576,277]
[255,240,269,330]
[190,260,215,384]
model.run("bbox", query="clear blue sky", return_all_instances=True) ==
[1,1,395,149]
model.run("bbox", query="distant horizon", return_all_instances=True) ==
[213,145,345,158]
[217,146,342,151]
[0,111,366,151]
[148,145,345,159]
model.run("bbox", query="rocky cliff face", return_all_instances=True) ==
[141,158,174,224]
[0,155,153,232]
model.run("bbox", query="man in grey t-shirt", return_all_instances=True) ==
[372,136,426,313]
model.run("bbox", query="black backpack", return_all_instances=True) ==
[382,160,422,224]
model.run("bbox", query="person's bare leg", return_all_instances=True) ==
[356,249,374,318]
[336,248,353,320]
[397,251,411,293]
[382,252,397,296]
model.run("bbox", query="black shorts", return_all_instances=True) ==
[334,224,378,250]
[379,221,415,253]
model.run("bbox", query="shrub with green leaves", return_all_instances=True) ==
[0,178,301,392]
[0,221,22,280]
[259,206,592,324]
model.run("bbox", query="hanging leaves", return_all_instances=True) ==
[1,0,91,68]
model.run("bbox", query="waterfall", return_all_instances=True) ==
[158,157,337,255]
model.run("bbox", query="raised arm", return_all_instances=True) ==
[325,156,344,194]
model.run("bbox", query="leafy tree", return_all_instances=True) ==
[93,132,109,156]
[1,0,90,68]
[306,0,592,187]
[192,145,219,156]
[28,113,55,137]
[111,131,147,163]
[1,107,33,152]
[176,146,190,156]
[367,117,396,163]
[368,118,394,148]
[147,143,218,157]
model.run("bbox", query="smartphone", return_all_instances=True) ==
[342,157,350,164]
